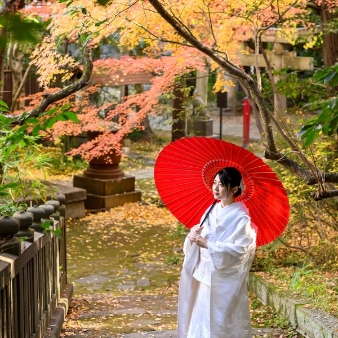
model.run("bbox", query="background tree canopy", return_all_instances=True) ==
[0,0,337,201]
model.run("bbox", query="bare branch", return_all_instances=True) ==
[264,149,315,180]
[308,173,338,185]
[201,0,217,47]
[252,0,300,90]
[15,46,93,122]
[313,189,338,201]
[95,0,138,35]
[128,20,193,47]
[267,109,319,175]
[277,237,309,254]
[256,0,300,35]
[264,149,338,185]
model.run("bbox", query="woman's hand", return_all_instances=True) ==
[195,235,208,249]
[187,225,204,243]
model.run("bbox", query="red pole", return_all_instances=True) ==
[243,97,251,148]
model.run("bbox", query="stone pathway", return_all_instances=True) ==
[64,183,300,338]
[65,216,298,337]
[122,329,289,337]
[126,168,154,180]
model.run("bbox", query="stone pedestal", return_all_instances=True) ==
[73,174,141,210]
[194,119,213,136]
[73,128,141,210]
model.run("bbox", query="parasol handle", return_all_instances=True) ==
[200,201,217,227]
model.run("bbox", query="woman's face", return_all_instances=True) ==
[212,174,232,204]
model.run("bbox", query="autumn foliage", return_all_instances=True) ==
[12,0,338,169]
[19,51,205,161]
[13,2,278,156]
[32,0,311,90]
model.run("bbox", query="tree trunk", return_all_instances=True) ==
[8,41,25,111]
[140,115,155,140]
[172,84,186,141]
[321,5,338,67]
[134,83,154,140]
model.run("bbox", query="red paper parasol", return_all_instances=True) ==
[154,137,289,247]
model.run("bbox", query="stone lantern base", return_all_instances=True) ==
[73,174,141,210]
[73,127,141,210]
[193,119,213,136]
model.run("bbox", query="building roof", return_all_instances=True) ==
[91,70,154,86]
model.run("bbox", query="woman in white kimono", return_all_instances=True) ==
[177,167,257,338]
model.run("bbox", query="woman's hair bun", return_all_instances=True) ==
[234,186,242,198]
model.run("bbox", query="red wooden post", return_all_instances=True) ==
[243,97,251,148]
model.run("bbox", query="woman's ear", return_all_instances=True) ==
[232,186,239,195]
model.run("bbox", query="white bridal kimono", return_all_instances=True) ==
[177,202,257,338]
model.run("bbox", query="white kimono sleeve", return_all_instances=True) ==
[183,223,202,255]
[208,216,255,271]
[183,236,192,255]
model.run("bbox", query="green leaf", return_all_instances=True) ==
[80,33,90,47]
[317,110,330,123]
[8,132,24,145]
[313,67,331,82]
[45,107,59,116]
[0,100,9,109]
[54,228,62,237]
[0,182,20,191]
[95,19,108,26]
[41,221,52,231]
[298,123,315,137]
[60,104,71,111]
[329,98,337,109]
[16,125,29,133]
[25,117,39,125]
[0,114,8,122]
[0,13,45,45]
[322,124,330,136]
[328,116,338,136]
[323,71,336,84]
[43,117,57,129]
[61,111,79,122]
[32,125,41,136]
[303,130,319,147]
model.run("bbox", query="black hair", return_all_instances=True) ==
[217,166,242,198]
[200,166,242,227]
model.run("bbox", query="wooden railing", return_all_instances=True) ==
[0,208,72,338]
